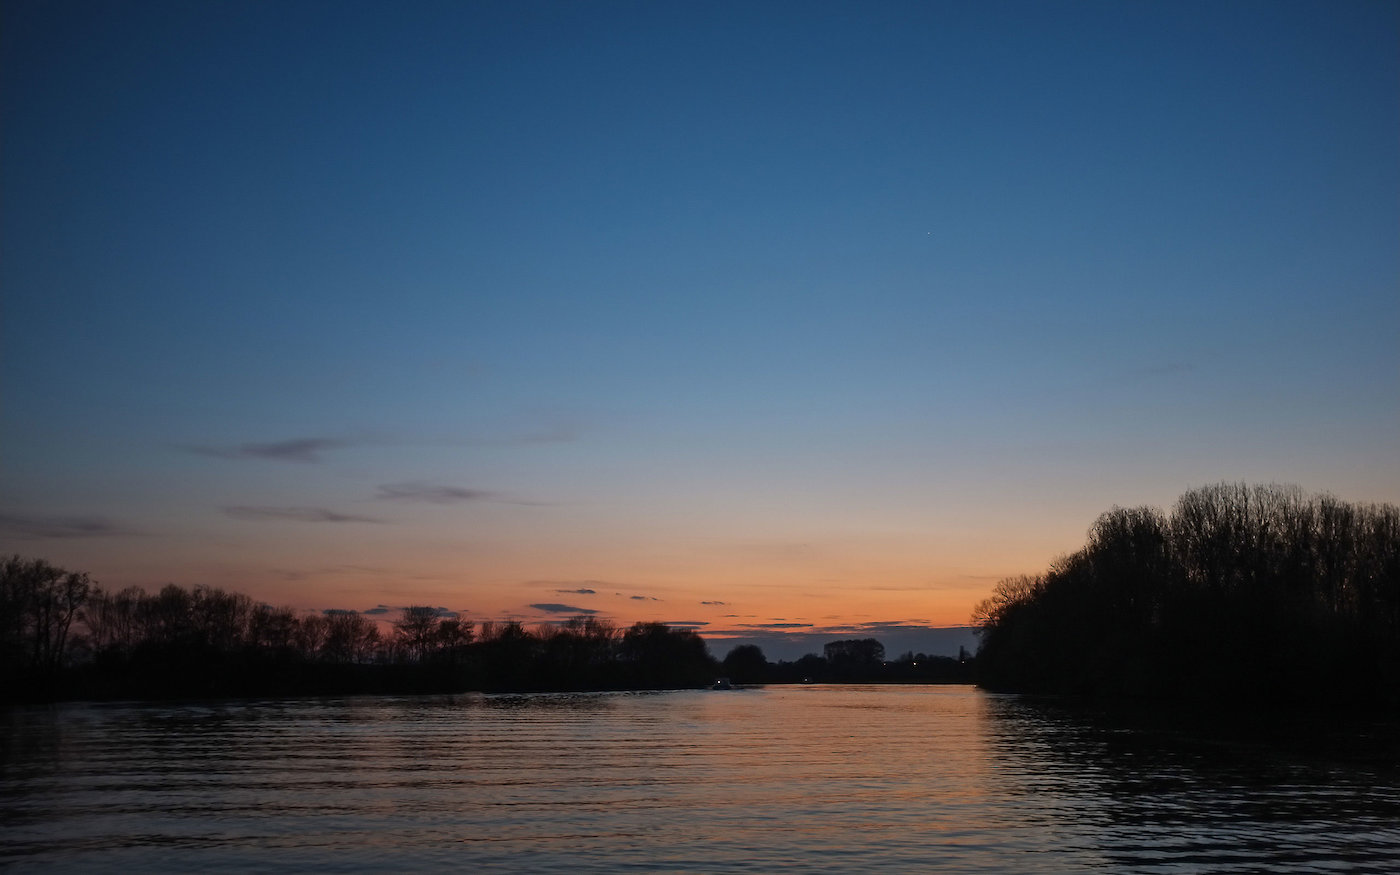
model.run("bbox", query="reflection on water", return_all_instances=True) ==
[982,696,1400,873]
[2,686,1396,872]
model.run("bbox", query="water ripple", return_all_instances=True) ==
[3,687,1397,872]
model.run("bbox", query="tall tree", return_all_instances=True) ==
[0,555,91,683]
[721,644,768,683]
[394,606,443,663]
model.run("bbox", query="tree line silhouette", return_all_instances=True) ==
[28,480,1382,706]
[974,483,1399,712]
[720,639,973,685]
[0,565,721,700]
[1,552,982,701]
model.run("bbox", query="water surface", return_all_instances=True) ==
[3,686,1396,872]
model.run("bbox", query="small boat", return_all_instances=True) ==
[711,677,733,690]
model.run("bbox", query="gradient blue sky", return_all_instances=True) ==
[3,0,1396,659]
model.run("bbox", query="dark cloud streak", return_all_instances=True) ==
[222,506,385,524]
[375,482,496,504]
[186,437,349,463]
[0,512,140,539]
[528,579,611,591]
[529,603,599,615]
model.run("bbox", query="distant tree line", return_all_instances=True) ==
[0,560,717,701]
[974,484,1400,712]
[720,638,973,685]
[2,556,976,703]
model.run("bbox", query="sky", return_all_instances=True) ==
[2,0,1397,661]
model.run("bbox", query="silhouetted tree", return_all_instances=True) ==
[886,651,971,683]
[296,612,330,659]
[475,620,538,689]
[434,617,475,665]
[325,611,381,664]
[248,603,300,654]
[534,616,617,688]
[618,622,716,689]
[721,644,768,683]
[141,584,196,648]
[823,638,885,679]
[0,556,90,694]
[974,483,1400,711]
[2,558,794,700]
[187,586,255,653]
[793,653,828,680]
[82,586,144,655]
[394,606,443,663]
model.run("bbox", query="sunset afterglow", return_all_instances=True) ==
[3,0,1396,660]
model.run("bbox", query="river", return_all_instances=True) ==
[3,685,1397,872]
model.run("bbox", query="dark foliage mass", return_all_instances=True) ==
[974,484,1400,712]
[0,563,720,701]
[0,556,89,691]
[724,641,974,685]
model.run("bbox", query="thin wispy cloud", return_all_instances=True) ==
[182,425,580,466]
[402,606,458,618]
[222,506,385,524]
[329,605,458,618]
[376,482,551,507]
[630,595,662,602]
[187,437,350,463]
[829,620,946,634]
[0,512,140,539]
[375,482,496,504]
[528,579,612,592]
[701,600,727,606]
[529,603,599,615]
